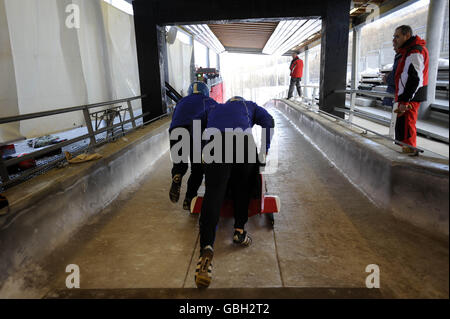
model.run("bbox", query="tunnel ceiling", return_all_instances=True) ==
[127,0,397,55]
[177,0,390,55]
[208,22,278,53]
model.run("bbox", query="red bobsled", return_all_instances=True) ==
[190,173,280,225]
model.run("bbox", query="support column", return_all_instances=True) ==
[421,0,446,119]
[162,28,171,105]
[304,47,310,100]
[206,47,210,68]
[319,0,351,117]
[133,1,167,123]
[190,35,196,84]
[349,27,361,123]
[304,47,310,85]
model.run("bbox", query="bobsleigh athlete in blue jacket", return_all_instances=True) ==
[193,96,275,289]
[169,82,218,210]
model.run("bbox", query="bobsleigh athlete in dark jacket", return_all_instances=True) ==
[169,82,218,210]
[193,96,275,289]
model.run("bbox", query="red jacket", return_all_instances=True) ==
[290,57,303,78]
[395,35,429,103]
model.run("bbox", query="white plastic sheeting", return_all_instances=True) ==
[167,36,193,97]
[0,0,20,143]
[101,1,141,99]
[0,0,140,142]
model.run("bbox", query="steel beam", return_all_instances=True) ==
[421,0,447,119]
[319,0,351,117]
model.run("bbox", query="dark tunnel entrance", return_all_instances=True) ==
[130,0,351,122]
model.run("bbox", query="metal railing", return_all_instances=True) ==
[278,90,427,155]
[334,88,398,138]
[0,95,163,188]
[276,85,320,106]
[278,86,398,134]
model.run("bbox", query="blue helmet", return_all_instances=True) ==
[226,96,246,103]
[188,81,210,97]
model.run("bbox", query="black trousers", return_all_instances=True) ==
[199,162,257,248]
[169,128,204,200]
[288,77,302,98]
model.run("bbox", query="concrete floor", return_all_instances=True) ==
[39,107,448,298]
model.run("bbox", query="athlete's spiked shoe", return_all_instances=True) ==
[169,174,182,203]
[195,246,214,288]
[233,230,252,247]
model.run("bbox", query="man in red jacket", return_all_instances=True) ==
[287,51,304,99]
[393,25,429,153]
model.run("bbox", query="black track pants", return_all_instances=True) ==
[199,162,256,248]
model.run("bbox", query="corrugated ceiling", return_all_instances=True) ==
[180,0,391,54]
[208,22,279,51]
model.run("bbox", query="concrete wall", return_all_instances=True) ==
[0,118,170,292]
[272,99,449,237]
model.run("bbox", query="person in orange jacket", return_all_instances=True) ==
[287,51,304,99]
[393,25,429,153]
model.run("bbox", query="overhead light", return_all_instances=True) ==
[263,19,322,55]
[263,19,308,55]
[350,7,359,14]
[273,19,321,55]
[183,24,226,54]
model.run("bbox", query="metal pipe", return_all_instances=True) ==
[83,108,97,147]
[334,107,390,124]
[127,101,137,129]
[349,27,361,124]
[3,113,149,167]
[316,108,424,153]
[335,89,394,98]
[0,96,145,125]
[281,98,425,153]
[319,109,424,153]
[302,85,320,88]
[422,0,447,119]
[0,114,152,188]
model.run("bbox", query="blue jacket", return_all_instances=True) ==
[196,100,275,152]
[169,94,218,131]
[387,53,402,93]
[383,53,402,106]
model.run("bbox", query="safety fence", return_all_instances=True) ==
[0,96,169,189]
[275,87,427,155]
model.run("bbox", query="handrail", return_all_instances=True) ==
[302,84,320,88]
[165,82,183,102]
[0,95,145,125]
[281,98,426,154]
[335,89,394,99]
[317,108,425,153]
[334,88,396,130]
[0,95,168,188]
[3,113,148,167]
[0,112,150,188]
[334,107,390,124]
